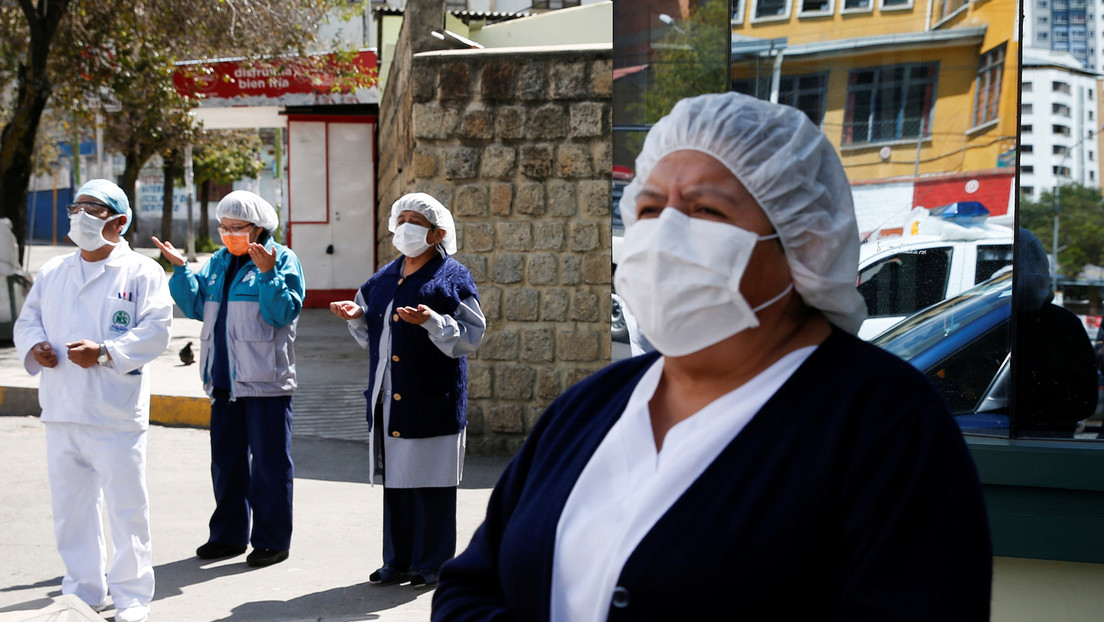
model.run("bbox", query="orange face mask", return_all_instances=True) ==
[220,231,251,256]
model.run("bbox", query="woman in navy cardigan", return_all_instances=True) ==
[432,93,991,621]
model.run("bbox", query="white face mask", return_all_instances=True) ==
[613,208,793,357]
[69,211,122,252]
[392,222,433,258]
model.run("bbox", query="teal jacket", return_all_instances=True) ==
[168,240,304,398]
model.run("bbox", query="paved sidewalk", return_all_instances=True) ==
[0,416,509,621]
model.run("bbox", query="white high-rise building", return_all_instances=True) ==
[1019,50,1102,200]
[1023,0,1095,70]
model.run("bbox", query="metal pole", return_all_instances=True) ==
[185,144,196,262]
[1052,182,1060,294]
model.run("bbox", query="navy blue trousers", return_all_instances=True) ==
[208,390,294,551]
[383,486,457,574]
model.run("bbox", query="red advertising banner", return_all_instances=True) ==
[173,50,379,107]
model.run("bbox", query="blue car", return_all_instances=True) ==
[872,270,1102,437]
[871,271,1013,435]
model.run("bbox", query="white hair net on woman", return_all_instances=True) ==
[618,92,867,334]
[389,192,458,255]
[216,190,279,231]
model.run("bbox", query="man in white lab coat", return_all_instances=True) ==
[14,179,172,622]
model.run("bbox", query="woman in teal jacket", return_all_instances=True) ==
[153,191,304,568]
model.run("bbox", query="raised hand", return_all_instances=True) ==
[329,300,364,320]
[151,236,186,267]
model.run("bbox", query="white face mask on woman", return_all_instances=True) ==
[69,211,122,253]
[613,208,793,357]
[392,222,434,258]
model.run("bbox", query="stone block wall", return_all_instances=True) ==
[393,44,614,455]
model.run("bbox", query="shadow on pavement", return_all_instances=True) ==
[153,557,259,601]
[214,581,420,622]
[0,595,59,616]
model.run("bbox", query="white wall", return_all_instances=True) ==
[471,1,612,47]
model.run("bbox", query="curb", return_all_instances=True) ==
[0,386,210,428]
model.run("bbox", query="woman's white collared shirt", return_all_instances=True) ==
[550,346,815,622]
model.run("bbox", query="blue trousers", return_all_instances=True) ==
[208,390,294,551]
[383,486,457,574]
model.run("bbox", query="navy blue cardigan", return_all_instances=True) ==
[433,329,992,621]
[361,253,478,439]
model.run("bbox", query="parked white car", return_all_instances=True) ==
[857,204,1014,340]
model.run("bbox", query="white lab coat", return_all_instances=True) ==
[14,242,173,429]
[13,242,172,609]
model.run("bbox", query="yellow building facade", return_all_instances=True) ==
[731,0,1018,183]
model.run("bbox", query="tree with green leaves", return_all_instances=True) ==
[192,130,264,240]
[640,0,730,124]
[1020,183,1104,280]
[0,0,345,254]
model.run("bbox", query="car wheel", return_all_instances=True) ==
[611,292,629,343]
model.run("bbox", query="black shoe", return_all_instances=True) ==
[409,571,439,589]
[246,548,289,567]
[369,565,412,585]
[196,542,247,559]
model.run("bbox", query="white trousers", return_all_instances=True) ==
[45,422,154,609]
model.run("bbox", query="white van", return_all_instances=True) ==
[856,204,1014,340]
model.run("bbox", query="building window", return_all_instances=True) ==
[842,0,873,10]
[1022,186,1034,195]
[881,0,912,8]
[779,73,829,126]
[1053,102,1072,116]
[800,0,833,14]
[844,63,938,145]
[1022,144,1034,153]
[1023,82,1033,92]
[753,0,791,19]
[1054,165,1072,176]
[1053,81,1072,93]
[936,0,968,21]
[1054,145,1071,156]
[1039,0,1048,5]
[1091,171,1096,182]
[972,45,1005,127]
[1039,16,1050,23]
[1054,124,1072,136]
[1022,165,1035,173]
[733,0,747,23]
[1023,103,1034,114]
[1021,124,1033,133]
[1038,32,1049,40]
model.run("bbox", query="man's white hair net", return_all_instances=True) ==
[216,191,279,231]
[619,92,867,334]
[389,193,457,255]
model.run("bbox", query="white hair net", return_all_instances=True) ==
[619,92,867,334]
[216,191,279,231]
[389,193,457,255]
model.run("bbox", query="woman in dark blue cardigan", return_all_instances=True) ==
[432,93,991,621]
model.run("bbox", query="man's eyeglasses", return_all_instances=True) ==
[66,202,111,218]
[216,223,255,235]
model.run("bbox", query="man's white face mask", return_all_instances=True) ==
[392,222,434,258]
[613,208,793,357]
[69,211,122,252]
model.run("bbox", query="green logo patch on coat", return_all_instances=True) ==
[113,310,131,326]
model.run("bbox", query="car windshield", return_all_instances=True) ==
[871,270,1013,361]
